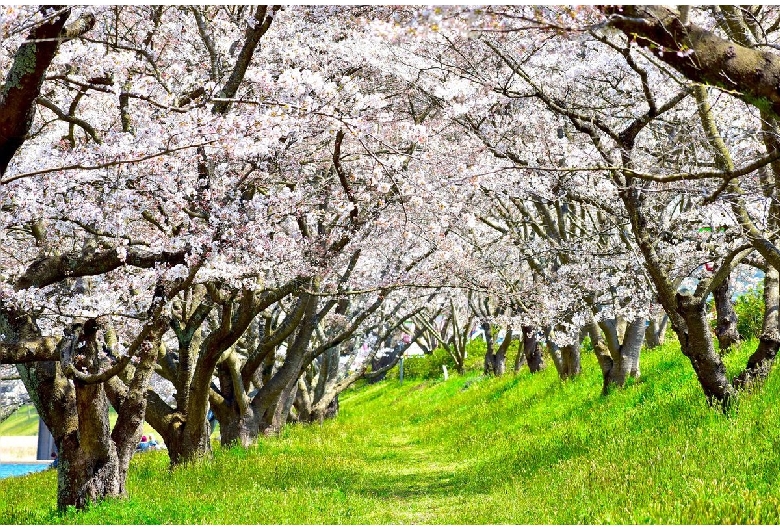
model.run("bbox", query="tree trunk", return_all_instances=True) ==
[312,395,339,424]
[56,431,121,510]
[522,325,545,373]
[762,266,780,336]
[513,336,526,372]
[492,328,511,377]
[259,373,299,436]
[733,265,780,388]
[166,421,213,466]
[547,340,564,376]
[713,274,740,352]
[731,266,780,389]
[215,309,316,447]
[16,313,165,510]
[559,343,581,380]
[733,332,780,389]
[644,312,668,349]
[293,377,314,422]
[612,317,645,386]
[367,343,401,383]
[19,360,124,511]
[139,388,213,467]
[675,294,735,407]
[482,321,495,375]
[587,319,614,395]
[547,323,581,380]
[0,8,89,175]
[482,324,511,376]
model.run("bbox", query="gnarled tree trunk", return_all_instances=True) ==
[674,294,735,407]
[20,359,122,510]
[17,313,164,510]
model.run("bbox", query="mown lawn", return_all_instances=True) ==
[1,338,780,523]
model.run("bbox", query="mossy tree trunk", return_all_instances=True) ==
[602,5,780,119]
[713,274,740,352]
[14,312,166,510]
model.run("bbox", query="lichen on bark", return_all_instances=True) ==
[1,42,36,96]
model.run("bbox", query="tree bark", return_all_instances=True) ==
[216,293,318,447]
[587,319,614,395]
[513,336,526,372]
[547,323,581,380]
[212,6,280,115]
[713,274,740,352]
[732,265,780,389]
[258,371,300,436]
[675,294,735,407]
[645,312,668,349]
[482,321,495,376]
[16,314,166,511]
[559,342,581,380]
[0,8,95,175]
[492,328,511,377]
[602,5,780,119]
[522,325,545,373]
[613,317,645,385]
[19,359,123,511]
[763,266,780,336]
[733,332,780,389]
[367,342,402,383]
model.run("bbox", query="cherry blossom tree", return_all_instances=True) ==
[469,6,780,405]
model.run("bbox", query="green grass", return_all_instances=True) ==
[0,405,41,436]
[2,338,780,523]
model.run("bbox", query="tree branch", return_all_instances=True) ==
[16,247,188,289]
[603,5,780,118]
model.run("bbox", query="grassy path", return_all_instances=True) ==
[2,339,780,523]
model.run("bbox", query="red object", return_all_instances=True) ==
[705,263,714,272]
[141,435,148,442]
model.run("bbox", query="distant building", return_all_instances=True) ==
[0,366,29,407]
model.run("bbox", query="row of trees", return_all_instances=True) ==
[2,4,780,511]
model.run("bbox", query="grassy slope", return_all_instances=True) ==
[0,405,40,436]
[2,338,780,524]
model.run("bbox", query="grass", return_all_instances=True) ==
[0,405,41,436]
[1,338,780,523]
